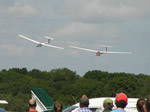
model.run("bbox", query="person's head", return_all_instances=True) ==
[53,101,63,112]
[115,93,128,109]
[79,95,89,108]
[146,95,150,112]
[103,98,113,110]
[28,99,37,109]
[136,98,146,112]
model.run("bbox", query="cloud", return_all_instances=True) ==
[58,0,150,20]
[54,22,119,44]
[8,2,39,17]
[55,22,99,36]
[0,44,33,56]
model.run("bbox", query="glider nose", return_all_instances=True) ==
[96,52,101,56]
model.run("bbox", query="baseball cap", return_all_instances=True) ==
[103,98,113,106]
[80,95,89,106]
[115,93,128,104]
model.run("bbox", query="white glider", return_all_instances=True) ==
[19,35,64,49]
[69,45,133,56]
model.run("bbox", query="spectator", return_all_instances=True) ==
[103,98,113,112]
[0,107,5,112]
[111,93,128,112]
[146,95,150,112]
[136,98,147,112]
[53,101,63,112]
[78,95,92,112]
[28,99,38,112]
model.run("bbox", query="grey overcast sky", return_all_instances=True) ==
[0,0,150,76]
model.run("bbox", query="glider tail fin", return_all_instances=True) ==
[100,45,112,51]
[44,36,54,44]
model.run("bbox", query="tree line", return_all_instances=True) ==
[0,68,150,112]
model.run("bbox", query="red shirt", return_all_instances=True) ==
[28,110,38,112]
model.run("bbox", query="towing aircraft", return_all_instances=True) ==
[19,35,64,49]
[69,45,132,56]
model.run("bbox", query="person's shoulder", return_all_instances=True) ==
[0,108,5,112]
[111,109,125,112]
[78,107,92,112]
[28,110,38,112]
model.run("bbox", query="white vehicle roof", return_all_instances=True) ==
[0,100,8,104]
